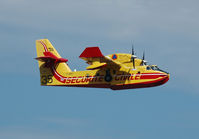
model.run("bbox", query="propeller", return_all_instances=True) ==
[131,44,137,69]
[140,51,147,66]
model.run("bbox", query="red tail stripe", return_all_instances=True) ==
[39,41,48,52]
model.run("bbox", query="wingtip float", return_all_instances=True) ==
[35,39,169,90]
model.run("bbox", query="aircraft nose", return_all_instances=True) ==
[159,73,170,85]
[167,73,170,78]
[167,73,170,81]
[160,73,170,80]
[164,73,170,82]
[164,71,169,74]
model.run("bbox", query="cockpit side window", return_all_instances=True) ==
[146,66,151,70]
[150,66,168,74]
[151,66,155,70]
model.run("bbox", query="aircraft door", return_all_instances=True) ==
[104,69,113,82]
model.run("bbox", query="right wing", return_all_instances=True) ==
[79,47,121,70]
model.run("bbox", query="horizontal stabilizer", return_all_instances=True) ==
[35,51,68,64]
[79,47,103,58]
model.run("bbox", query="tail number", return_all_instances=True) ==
[41,75,53,84]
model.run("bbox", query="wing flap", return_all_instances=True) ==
[86,62,107,70]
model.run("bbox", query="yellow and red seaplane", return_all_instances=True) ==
[35,39,169,90]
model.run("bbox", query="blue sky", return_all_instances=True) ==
[0,0,199,139]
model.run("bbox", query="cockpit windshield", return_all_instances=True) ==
[146,65,169,74]
[151,66,158,70]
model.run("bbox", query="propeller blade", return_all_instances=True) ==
[131,44,136,69]
[143,51,145,61]
[141,51,147,66]
[132,44,135,55]
[133,57,135,69]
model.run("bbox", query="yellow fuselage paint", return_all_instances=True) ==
[36,39,169,90]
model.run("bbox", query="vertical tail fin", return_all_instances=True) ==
[35,39,71,85]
